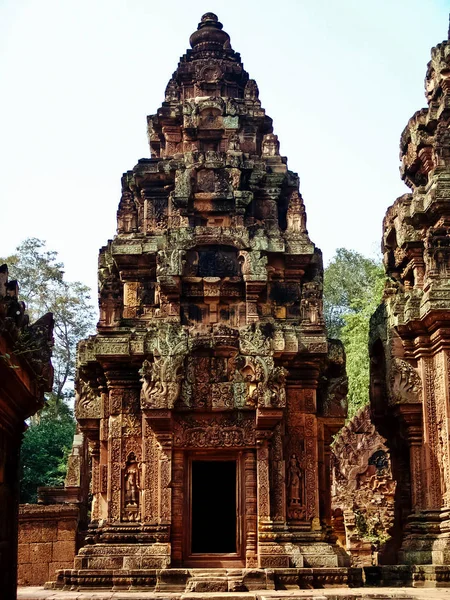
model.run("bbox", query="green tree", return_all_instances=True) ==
[19,398,76,503]
[2,238,95,401]
[1,238,96,500]
[324,248,384,417]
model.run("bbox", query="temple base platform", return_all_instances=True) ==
[47,566,363,592]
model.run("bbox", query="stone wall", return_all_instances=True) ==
[0,264,54,598]
[17,504,79,586]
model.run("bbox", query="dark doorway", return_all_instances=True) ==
[191,460,236,554]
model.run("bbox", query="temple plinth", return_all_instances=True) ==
[53,13,354,591]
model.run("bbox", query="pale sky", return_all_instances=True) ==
[1,0,449,311]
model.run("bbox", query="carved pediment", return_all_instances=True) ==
[75,380,101,419]
[388,358,422,405]
[140,355,184,410]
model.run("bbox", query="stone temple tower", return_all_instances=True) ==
[58,13,351,591]
[370,25,450,585]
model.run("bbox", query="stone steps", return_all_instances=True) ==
[17,585,450,599]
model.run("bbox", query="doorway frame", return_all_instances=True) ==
[184,450,245,567]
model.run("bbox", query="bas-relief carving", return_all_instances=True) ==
[123,453,141,522]
[173,415,255,448]
[287,453,305,520]
[331,407,396,565]
[388,358,422,405]
[140,356,184,409]
[75,380,102,419]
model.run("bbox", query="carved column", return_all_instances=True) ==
[157,433,173,525]
[270,423,286,525]
[98,386,109,521]
[244,449,258,567]
[399,405,424,511]
[435,349,450,508]
[142,418,158,523]
[104,367,141,524]
[171,449,184,565]
[419,356,441,509]
[107,397,122,524]
[320,423,332,527]
[256,435,271,524]
[89,440,101,522]
[305,414,319,527]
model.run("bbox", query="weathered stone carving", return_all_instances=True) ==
[262,133,280,156]
[244,79,259,101]
[331,407,396,566]
[140,356,184,409]
[287,454,305,520]
[123,452,141,522]
[388,358,422,405]
[286,191,307,234]
[75,380,101,419]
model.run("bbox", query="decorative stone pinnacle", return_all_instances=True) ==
[189,12,230,50]
[200,13,220,27]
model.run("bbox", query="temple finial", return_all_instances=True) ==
[189,12,230,51]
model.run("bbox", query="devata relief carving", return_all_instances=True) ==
[123,452,141,522]
[54,12,350,591]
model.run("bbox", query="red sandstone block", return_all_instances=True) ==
[49,561,73,579]
[30,541,52,564]
[40,521,58,542]
[57,518,77,540]
[17,542,30,563]
[52,539,75,562]
[17,563,31,586]
[18,522,42,543]
[30,562,49,586]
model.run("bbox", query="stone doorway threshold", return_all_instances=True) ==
[16,587,450,599]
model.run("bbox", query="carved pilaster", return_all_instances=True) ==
[244,450,258,567]
[142,418,158,522]
[256,435,271,524]
[437,350,450,508]
[305,414,319,525]
[171,449,184,564]
[104,368,142,523]
[420,357,441,509]
[270,423,285,524]
[157,433,173,524]
[89,440,101,522]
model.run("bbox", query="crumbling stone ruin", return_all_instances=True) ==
[369,25,450,587]
[51,12,355,592]
[0,264,54,599]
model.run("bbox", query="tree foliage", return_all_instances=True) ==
[2,238,96,400]
[1,238,96,500]
[324,248,384,418]
[19,396,76,503]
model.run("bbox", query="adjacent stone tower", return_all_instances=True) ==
[60,14,350,590]
[370,26,450,585]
